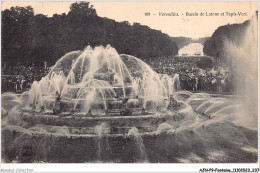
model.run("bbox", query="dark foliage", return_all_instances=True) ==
[203,20,250,62]
[2,2,178,67]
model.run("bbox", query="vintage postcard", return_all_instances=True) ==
[1,1,259,172]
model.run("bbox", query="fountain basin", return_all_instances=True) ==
[7,102,186,135]
[2,119,257,163]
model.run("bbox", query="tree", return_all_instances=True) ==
[68,2,97,16]
[2,3,179,67]
[2,6,35,66]
[203,20,249,63]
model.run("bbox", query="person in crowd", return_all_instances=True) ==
[1,58,235,94]
[217,76,222,92]
[20,78,26,91]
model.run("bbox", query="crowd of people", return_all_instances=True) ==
[1,56,237,94]
[1,65,48,93]
[146,56,236,93]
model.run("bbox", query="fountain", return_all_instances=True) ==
[22,45,181,116]
[4,45,183,130]
[127,127,148,162]
[1,45,257,163]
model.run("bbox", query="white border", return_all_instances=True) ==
[0,0,259,172]
[1,163,259,173]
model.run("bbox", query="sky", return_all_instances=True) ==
[1,1,258,38]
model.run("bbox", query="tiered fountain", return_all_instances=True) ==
[1,45,257,163]
[2,45,186,163]
[7,45,183,134]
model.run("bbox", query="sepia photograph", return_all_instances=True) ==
[0,0,259,171]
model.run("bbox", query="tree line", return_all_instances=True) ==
[2,2,178,67]
[203,18,251,64]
